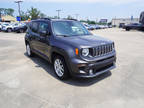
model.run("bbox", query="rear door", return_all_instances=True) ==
[30,21,41,52]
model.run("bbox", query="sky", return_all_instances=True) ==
[0,0,144,21]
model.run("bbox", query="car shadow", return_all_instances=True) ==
[24,53,112,87]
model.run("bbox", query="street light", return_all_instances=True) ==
[56,10,61,19]
[14,0,23,17]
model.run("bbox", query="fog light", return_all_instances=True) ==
[89,69,93,75]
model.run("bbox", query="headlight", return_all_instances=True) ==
[82,48,89,57]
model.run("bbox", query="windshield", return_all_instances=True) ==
[3,24,9,26]
[52,21,91,36]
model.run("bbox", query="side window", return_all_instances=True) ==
[39,22,49,33]
[31,22,38,33]
[28,22,32,30]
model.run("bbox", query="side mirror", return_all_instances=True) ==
[40,30,50,36]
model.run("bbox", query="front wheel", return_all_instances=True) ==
[19,29,24,33]
[7,28,12,32]
[126,28,130,31]
[53,56,70,80]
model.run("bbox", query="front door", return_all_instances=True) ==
[37,21,50,57]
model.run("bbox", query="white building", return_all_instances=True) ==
[112,18,139,27]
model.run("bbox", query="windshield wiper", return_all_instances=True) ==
[56,35,69,37]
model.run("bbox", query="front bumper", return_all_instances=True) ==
[13,28,19,32]
[69,54,116,78]
[1,28,7,31]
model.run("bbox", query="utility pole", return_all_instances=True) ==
[15,0,23,17]
[0,11,1,19]
[56,10,61,19]
[75,14,79,20]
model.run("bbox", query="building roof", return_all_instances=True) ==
[112,18,139,21]
[1,15,16,22]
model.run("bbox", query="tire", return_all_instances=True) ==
[53,55,70,80]
[19,29,24,33]
[26,43,34,57]
[7,28,12,32]
[126,28,130,31]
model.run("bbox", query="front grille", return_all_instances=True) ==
[92,43,114,57]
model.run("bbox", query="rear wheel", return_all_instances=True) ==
[26,43,33,57]
[53,56,70,80]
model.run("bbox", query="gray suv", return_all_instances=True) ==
[25,18,116,80]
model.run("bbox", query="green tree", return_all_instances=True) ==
[0,8,14,16]
[28,7,40,20]
[87,19,96,24]
[6,8,14,16]
[67,15,73,19]
[20,11,30,21]
[20,7,47,21]
[0,8,4,14]
[39,13,47,18]
[53,16,58,19]
[0,8,4,17]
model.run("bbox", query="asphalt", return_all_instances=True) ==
[0,28,144,108]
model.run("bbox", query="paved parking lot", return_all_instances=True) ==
[0,28,144,108]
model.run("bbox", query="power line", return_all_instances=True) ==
[14,0,23,17]
[56,10,61,19]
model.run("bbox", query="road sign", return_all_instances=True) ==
[16,17,21,21]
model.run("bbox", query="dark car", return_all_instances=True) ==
[140,11,144,24]
[0,23,1,32]
[25,18,116,80]
[13,24,27,33]
[123,23,144,31]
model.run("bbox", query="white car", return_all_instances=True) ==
[1,23,22,32]
[1,23,14,32]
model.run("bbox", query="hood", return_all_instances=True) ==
[57,35,113,48]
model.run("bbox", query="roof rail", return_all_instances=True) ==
[63,18,77,21]
[38,18,51,20]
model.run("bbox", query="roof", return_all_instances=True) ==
[32,18,77,22]
[1,15,16,22]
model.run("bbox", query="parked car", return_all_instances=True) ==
[108,25,112,28]
[13,24,27,33]
[89,25,96,30]
[83,24,95,30]
[123,23,144,31]
[119,23,125,28]
[140,11,144,25]
[94,25,101,29]
[1,23,13,32]
[0,23,2,32]
[25,18,116,80]
[104,25,109,29]
[1,22,24,32]
[99,25,106,29]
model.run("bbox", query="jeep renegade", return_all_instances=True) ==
[25,18,116,80]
